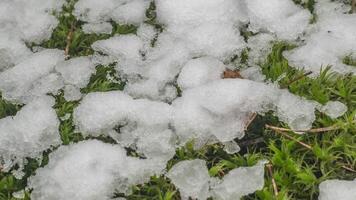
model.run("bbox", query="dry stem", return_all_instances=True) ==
[64,22,76,57]
[266,163,279,197]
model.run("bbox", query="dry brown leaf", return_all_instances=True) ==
[223,69,243,79]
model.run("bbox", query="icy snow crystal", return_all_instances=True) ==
[318,179,356,200]
[0,96,60,176]
[29,140,165,200]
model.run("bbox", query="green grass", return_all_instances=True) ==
[0,0,355,199]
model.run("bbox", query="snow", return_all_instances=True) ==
[284,1,356,75]
[0,0,65,70]
[73,0,151,34]
[82,22,113,34]
[0,0,354,199]
[211,161,266,200]
[167,159,266,200]
[92,35,144,61]
[173,79,317,143]
[29,140,165,200]
[156,0,246,60]
[177,57,225,90]
[0,51,96,103]
[74,91,175,161]
[246,0,311,41]
[0,49,65,104]
[0,96,60,177]
[318,179,356,200]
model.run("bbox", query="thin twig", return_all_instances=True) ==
[281,71,312,89]
[266,163,279,197]
[265,124,340,134]
[342,165,356,173]
[64,22,76,57]
[244,112,257,131]
[266,125,312,149]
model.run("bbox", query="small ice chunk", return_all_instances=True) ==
[82,22,113,34]
[167,159,211,200]
[12,190,25,199]
[320,101,347,119]
[318,179,356,200]
[223,141,241,154]
[0,96,61,174]
[63,85,82,101]
[0,49,65,103]
[246,0,311,40]
[211,161,266,200]
[177,57,225,90]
